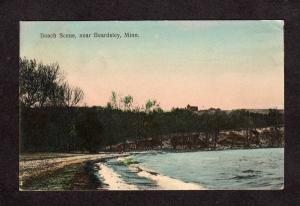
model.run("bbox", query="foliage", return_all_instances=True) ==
[145,99,162,113]
[121,95,134,111]
[75,109,103,153]
[20,105,284,152]
[19,57,84,107]
[19,58,283,152]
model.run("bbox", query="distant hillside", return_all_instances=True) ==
[195,108,284,115]
[226,109,284,114]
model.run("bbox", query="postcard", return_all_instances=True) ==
[19,21,284,191]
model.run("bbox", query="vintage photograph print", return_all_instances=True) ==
[19,21,284,191]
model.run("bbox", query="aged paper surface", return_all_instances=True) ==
[19,21,284,191]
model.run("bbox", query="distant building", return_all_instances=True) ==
[186,104,198,112]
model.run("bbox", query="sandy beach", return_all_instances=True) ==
[19,152,131,190]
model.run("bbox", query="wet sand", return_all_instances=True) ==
[19,152,130,190]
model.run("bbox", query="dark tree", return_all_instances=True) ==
[19,57,84,108]
[75,110,103,153]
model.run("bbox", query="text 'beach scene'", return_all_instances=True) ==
[19,21,284,190]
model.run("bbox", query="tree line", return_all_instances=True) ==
[19,59,283,153]
[20,96,283,153]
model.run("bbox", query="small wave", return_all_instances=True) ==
[242,170,262,174]
[96,163,138,190]
[116,156,139,165]
[128,164,205,190]
[230,174,259,180]
[96,161,204,190]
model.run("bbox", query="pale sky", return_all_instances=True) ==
[20,21,284,110]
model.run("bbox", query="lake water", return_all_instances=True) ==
[105,148,284,190]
